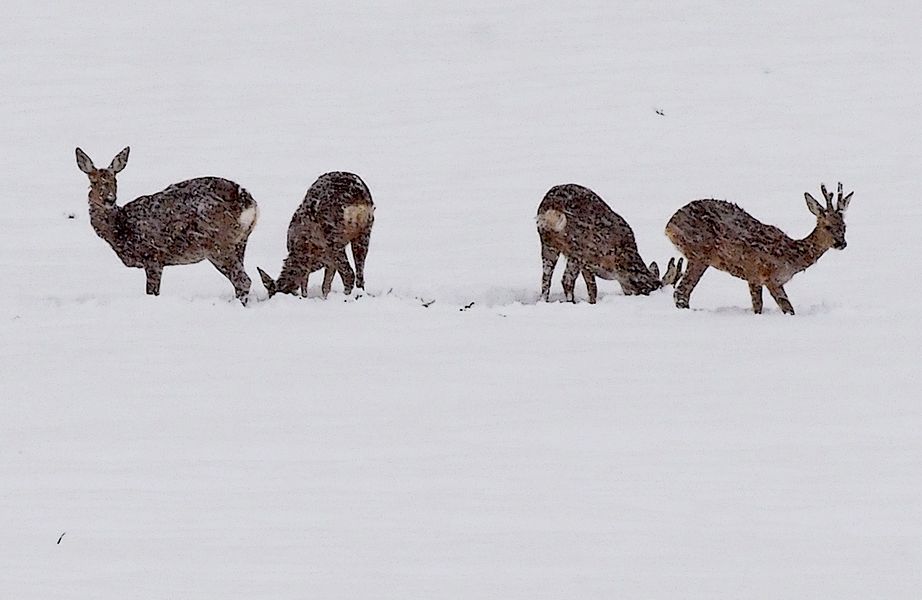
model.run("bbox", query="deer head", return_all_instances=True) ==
[75,147,130,206]
[804,182,853,250]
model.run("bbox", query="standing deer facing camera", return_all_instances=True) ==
[665,183,854,314]
[537,184,683,303]
[258,172,374,298]
[75,147,259,304]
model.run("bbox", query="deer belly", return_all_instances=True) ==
[710,246,765,281]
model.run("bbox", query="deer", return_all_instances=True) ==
[664,183,854,315]
[75,147,259,304]
[257,171,374,299]
[536,184,683,304]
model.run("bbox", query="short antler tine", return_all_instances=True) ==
[820,183,833,211]
[837,182,843,202]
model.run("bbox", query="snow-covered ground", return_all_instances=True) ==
[2,2,920,598]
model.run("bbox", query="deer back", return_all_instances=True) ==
[287,171,374,256]
[117,177,257,267]
[665,199,796,282]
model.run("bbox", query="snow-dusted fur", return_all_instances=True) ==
[537,184,681,303]
[665,183,853,314]
[75,146,258,304]
[258,171,374,298]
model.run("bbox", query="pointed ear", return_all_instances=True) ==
[837,191,853,213]
[805,192,825,217]
[75,147,95,173]
[648,261,660,279]
[108,146,130,173]
[661,257,684,286]
[257,267,277,297]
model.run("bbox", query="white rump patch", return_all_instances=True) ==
[343,205,373,226]
[238,205,258,230]
[537,209,566,232]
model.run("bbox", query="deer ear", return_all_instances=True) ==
[805,192,825,217]
[648,261,660,279]
[75,147,95,173]
[257,267,277,297]
[838,191,853,213]
[108,146,130,173]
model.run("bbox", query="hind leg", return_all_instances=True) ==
[674,259,707,309]
[748,282,764,314]
[351,230,371,290]
[562,258,581,303]
[580,267,598,304]
[540,243,560,301]
[321,266,336,298]
[334,248,356,295]
[210,249,252,305]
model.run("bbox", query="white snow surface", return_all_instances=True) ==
[2,2,921,598]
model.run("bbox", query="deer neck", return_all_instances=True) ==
[87,194,126,255]
[790,226,833,274]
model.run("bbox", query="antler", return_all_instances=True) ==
[662,257,684,286]
[836,182,854,212]
[820,183,835,212]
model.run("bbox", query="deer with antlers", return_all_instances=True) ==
[665,183,854,314]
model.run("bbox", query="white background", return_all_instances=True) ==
[1,2,920,598]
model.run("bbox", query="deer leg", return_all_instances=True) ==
[540,244,560,302]
[748,282,764,314]
[562,258,580,303]
[145,265,163,296]
[321,265,336,298]
[299,273,309,298]
[209,255,252,305]
[351,231,371,290]
[674,259,707,309]
[334,249,356,295]
[766,283,795,315]
[581,267,598,304]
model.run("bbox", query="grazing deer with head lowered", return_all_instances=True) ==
[75,147,258,304]
[537,184,683,303]
[665,183,854,315]
[258,171,374,298]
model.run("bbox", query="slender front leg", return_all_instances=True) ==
[540,243,559,302]
[145,265,163,296]
[580,267,598,304]
[748,282,763,314]
[767,283,795,315]
[674,259,707,309]
[562,258,580,303]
